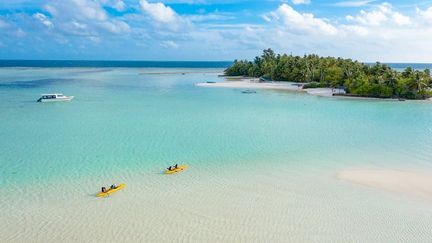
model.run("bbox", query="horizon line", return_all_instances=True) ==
[0,59,432,64]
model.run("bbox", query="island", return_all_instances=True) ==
[222,49,432,100]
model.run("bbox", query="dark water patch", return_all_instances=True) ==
[0,78,77,88]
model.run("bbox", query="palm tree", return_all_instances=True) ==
[408,71,427,93]
[383,71,398,88]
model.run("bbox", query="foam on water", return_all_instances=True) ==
[1,67,432,242]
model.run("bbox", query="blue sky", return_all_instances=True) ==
[1,0,432,62]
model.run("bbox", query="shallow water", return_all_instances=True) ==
[1,67,432,242]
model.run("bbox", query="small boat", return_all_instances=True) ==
[165,165,188,174]
[96,183,126,197]
[206,81,216,84]
[241,90,256,94]
[37,93,74,102]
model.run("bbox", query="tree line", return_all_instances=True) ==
[224,49,432,99]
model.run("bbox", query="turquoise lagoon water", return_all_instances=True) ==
[1,67,431,183]
[1,67,432,242]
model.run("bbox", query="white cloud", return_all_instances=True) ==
[291,0,310,5]
[43,0,130,36]
[346,3,410,26]
[33,13,53,28]
[160,40,179,49]
[113,0,126,11]
[266,4,338,35]
[70,0,108,21]
[100,20,130,34]
[98,0,127,11]
[333,0,376,7]
[139,0,190,31]
[392,12,410,26]
[187,12,234,22]
[1,0,432,62]
[256,3,432,62]
[417,6,432,22]
[340,24,368,36]
[346,3,389,26]
[140,0,178,24]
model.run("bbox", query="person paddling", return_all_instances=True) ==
[174,164,178,169]
[167,166,172,171]
[101,187,107,193]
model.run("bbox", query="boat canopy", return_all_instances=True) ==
[41,93,63,96]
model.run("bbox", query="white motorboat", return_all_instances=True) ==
[37,93,74,102]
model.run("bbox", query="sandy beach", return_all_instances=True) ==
[196,79,432,102]
[337,169,432,202]
[196,79,304,91]
[196,79,334,97]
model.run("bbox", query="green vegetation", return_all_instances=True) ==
[225,49,432,99]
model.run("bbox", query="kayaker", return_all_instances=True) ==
[174,164,178,169]
[101,187,107,193]
[167,166,172,171]
[110,184,117,189]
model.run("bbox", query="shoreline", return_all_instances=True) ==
[196,78,335,98]
[196,79,313,91]
[196,78,432,102]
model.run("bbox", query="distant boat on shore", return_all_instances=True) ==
[242,90,256,94]
[37,93,74,102]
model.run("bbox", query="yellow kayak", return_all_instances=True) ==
[165,165,188,174]
[96,183,126,197]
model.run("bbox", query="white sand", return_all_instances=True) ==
[2,166,432,242]
[197,79,432,101]
[304,88,333,97]
[196,79,334,97]
[337,169,432,202]
[196,80,303,91]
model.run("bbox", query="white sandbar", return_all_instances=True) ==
[196,79,334,97]
[337,169,432,202]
